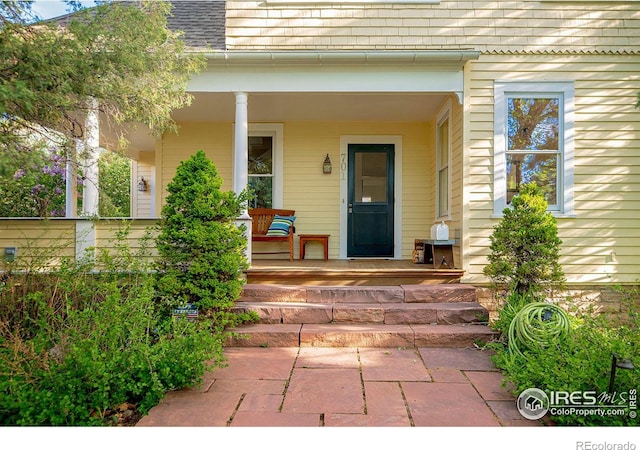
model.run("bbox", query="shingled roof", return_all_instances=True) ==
[46,0,226,50]
[167,0,226,50]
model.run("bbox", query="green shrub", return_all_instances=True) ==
[0,223,225,425]
[491,286,639,426]
[154,150,254,328]
[490,290,532,337]
[483,182,565,298]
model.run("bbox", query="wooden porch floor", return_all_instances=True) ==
[245,259,464,286]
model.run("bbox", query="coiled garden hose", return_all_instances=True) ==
[508,302,571,358]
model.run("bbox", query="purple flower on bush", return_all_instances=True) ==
[13,169,26,180]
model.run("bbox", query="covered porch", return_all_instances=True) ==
[99,50,479,279]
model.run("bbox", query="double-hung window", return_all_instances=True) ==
[436,100,451,219]
[493,81,574,216]
[248,136,273,208]
[248,123,283,209]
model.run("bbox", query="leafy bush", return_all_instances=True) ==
[154,150,254,328]
[0,145,68,217]
[0,224,225,425]
[483,182,565,298]
[98,150,131,217]
[485,186,639,425]
[490,286,639,426]
[490,290,532,337]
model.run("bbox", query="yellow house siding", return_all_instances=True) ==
[226,1,640,52]
[159,123,234,207]
[133,151,155,218]
[283,121,432,259]
[159,120,436,260]
[396,122,431,259]
[449,96,464,267]
[95,219,159,262]
[280,122,342,259]
[0,219,76,267]
[0,219,160,270]
[464,53,640,285]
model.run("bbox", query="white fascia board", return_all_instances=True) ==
[187,50,478,94]
[189,67,464,93]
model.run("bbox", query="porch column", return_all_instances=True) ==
[65,143,77,217]
[82,97,99,217]
[234,91,252,263]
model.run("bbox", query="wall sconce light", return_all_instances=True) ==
[608,353,635,395]
[323,154,332,174]
[137,177,148,192]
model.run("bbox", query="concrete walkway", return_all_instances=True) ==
[137,346,545,427]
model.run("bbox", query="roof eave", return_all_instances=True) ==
[193,50,481,68]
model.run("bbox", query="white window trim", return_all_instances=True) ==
[248,123,284,209]
[493,81,575,218]
[436,99,452,221]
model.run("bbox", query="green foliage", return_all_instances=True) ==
[490,286,640,426]
[1,1,205,150]
[155,150,253,327]
[0,144,130,218]
[98,150,131,217]
[490,290,534,337]
[0,223,227,425]
[1,1,202,218]
[483,182,565,298]
[0,144,69,217]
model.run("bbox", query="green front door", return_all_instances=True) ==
[347,144,395,257]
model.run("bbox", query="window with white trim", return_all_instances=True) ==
[248,124,283,209]
[436,101,451,219]
[248,136,274,208]
[493,81,574,216]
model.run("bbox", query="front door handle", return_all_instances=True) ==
[348,203,353,214]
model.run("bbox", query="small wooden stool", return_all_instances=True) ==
[299,234,330,260]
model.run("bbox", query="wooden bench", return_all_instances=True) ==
[248,208,296,261]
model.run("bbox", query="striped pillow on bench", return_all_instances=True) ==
[266,215,296,236]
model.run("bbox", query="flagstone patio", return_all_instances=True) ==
[136,346,546,427]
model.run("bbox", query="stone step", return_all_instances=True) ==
[226,323,497,348]
[232,301,489,325]
[239,284,478,304]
